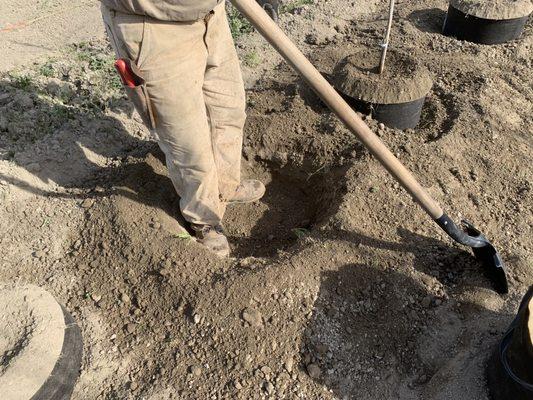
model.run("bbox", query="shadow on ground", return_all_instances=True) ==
[227,162,349,258]
[0,73,348,258]
[0,76,191,226]
[321,226,502,292]
[301,260,512,399]
[408,8,447,34]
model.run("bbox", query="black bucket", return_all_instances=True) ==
[32,307,83,400]
[370,98,426,130]
[443,5,530,45]
[486,287,533,400]
[347,96,426,130]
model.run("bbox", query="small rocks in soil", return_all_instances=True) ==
[242,307,263,327]
[189,365,202,377]
[307,363,322,379]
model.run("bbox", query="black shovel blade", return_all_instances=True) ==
[463,222,509,295]
[435,214,509,294]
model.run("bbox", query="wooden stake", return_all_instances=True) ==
[379,0,395,74]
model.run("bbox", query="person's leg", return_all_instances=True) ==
[202,4,248,201]
[101,6,229,255]
[203,3,266,203]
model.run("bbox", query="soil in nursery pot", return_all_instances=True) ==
[449,0,533,20]
[444,0,533,44]
[0,284,83,400]
[332,49,433,129]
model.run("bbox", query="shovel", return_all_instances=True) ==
[231,0,509,294]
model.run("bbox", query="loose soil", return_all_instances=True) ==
[0,1,532,399]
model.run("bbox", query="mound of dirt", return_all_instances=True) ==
[332,49,433,104]
[0,284,65,399]
[449,0,533,20]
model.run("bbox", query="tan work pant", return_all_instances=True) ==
[101,2,246,226]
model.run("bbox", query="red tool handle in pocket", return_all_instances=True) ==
[114,59,139,88]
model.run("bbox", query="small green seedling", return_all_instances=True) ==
[227,4,253,38]
[8,73,33,90]
[244,51,261,68]
[280,0,313,14]
[292,227,310,238]
[174,232,192,240]
[39,61,56,77]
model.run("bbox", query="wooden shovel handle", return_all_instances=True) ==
[230,0,444,219]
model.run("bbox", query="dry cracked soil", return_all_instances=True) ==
[0,0,532,399]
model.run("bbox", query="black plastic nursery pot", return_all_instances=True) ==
[486,287,533,400]
[351,97,427,130]
[32,307,83,400]
[332,49,433,130]
[443,1,532,45]
[0,285,83,400]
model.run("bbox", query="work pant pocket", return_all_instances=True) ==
[124,84,156,130]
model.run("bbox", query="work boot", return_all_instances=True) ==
[226,179,266,204]
[192,224,230,258]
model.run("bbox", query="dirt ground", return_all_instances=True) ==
[0,0,104,72]
[0,0,532,399]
